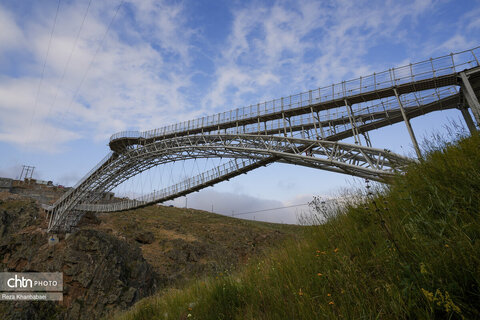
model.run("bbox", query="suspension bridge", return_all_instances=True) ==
[46,47,480,232]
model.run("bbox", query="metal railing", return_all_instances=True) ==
[50,152,115,209]
[48,47,478,228]
[110,47,479,143]
[77,157,257,212]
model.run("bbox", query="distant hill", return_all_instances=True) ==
[91,204,302,287]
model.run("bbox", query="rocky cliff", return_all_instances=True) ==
[0,192,300,319]
[0,195,158,320]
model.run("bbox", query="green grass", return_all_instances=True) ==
[111,133,480,320]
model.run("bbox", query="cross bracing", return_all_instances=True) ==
[75,135,411,212]
[46,47,480,232]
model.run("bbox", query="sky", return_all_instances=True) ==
[0,0,479,223]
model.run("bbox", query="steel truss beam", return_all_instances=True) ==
[46,49,480,232]
[47,134,412,232]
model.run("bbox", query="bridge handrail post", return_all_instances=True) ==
[257,103,261,133]
[449,53,457,73]
[471,48,480,66]
[430,58,436,78]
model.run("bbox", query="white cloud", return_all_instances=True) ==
[131,0,193,61]
[165,189,310,224]
[0,5,24,52]
[0,0,465,153]
[0,0,198,151]
[437,6,480,53]
[202,0,437,114]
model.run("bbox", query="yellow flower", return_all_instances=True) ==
[420,263,428,275]
[421,288,434,302]
[328,301,334,305]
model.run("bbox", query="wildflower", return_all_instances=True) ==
[334,248,339,253]
[420,263,428,275]
[187,314,192,318]
[421,288,434,302]
[329,301,334,305]
[317,273,323,277]
[435,289,462,315]
[444,244,449,248]
[327,293,331,297]
[316,250,321,253]
[298,288,304,296]
[316,254,320,257]
[188,307,192,311]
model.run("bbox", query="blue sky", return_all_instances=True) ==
[0,0,479,223]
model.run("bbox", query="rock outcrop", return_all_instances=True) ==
[0,198,159,320]
[0,192,301,319]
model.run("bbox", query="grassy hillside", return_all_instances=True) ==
[92,204,302,287]
[111,133,480,320]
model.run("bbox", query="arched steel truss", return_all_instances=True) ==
[47,135,411,231]
[46,47,480,232]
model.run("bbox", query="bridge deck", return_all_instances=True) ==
[47,47,480,232]
[109,48,480,152]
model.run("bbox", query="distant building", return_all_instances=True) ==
[0,177,13,192]
[35,179,53,186]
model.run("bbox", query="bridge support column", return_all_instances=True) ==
[393,89,422,159]
[459,72,480,125]
[459,105,477,134]
[344,99,361,145]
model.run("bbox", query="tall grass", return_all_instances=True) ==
[112,133,480,320]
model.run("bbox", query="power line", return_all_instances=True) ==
[55,0,124,135]
[41,0,92,144]
[28,0,61,140]
[232,203,309,216]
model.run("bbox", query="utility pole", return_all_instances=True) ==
[19,165,35,182]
